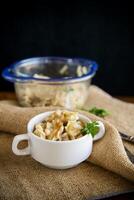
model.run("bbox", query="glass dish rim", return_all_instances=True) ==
[2,56,98,83]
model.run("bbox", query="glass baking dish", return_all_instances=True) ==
[2,57,98,109]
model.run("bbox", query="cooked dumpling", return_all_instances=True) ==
[33,110,85,141]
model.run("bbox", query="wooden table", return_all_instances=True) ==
[0,92,134,200]
[0,92,134,103]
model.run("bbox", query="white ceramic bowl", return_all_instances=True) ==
[12,111,105,169]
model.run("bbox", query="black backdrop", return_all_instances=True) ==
[0,1,133,95]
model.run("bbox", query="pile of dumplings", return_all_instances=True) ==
[33,110,85,141]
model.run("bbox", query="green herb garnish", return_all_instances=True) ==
[89,107,109,117]
[81,121,99,137]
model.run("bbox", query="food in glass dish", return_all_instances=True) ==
[15,81,89,108]
[15,64,90,108]
[2,57,98,108]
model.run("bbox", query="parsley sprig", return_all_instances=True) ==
[81,121,99,137]
[85,107,109,118]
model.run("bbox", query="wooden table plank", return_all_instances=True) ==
[0,92,134,103]
[0,92,16,100]
[116,96,134,103]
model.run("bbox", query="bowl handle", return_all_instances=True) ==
[12,134,30,156]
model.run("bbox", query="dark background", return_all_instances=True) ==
[0,2,133,95]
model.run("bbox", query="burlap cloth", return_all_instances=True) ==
[0,85,134,200]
